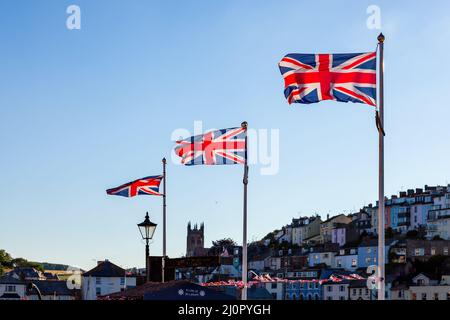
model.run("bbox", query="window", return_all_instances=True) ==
[414,248,424,256]
[340,296,345,300]
[271,293,277,299]
[95,277,101,285]
[351,259,357,267]
[5,285,16,292]
[367,248,372,254]
[327,286,333,292]
[120,277,125,286]
[444,247,448,255]
[352,289,356,295]
[327,296,332,300]
[421,293,427,300]
[359,288,362,295]
[431,248,436,256]
[96,287,101,295]
[340,285,345,292]
[271,283,277,289]
[434,293,439,300]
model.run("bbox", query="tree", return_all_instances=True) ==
[385,227,394,238]
[0,249,12,266]
[0,250,44,272]
[211,238,237,247]
[11,258,44,272]
[406,230,419,239]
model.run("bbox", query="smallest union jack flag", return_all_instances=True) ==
[106,175,163,197]
[174,126,247,166]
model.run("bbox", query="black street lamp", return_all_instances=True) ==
[138,212,157,282]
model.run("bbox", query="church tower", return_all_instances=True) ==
[186,222,204,257]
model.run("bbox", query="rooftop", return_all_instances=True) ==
[83,260,127,278]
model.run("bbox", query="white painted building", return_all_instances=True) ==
[348,280,371,300]
[391,273,450,300]
[322,282,350,300]
[81,260,136,300]
[0,275,26,300]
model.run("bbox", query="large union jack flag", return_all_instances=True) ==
[106,175,163,197]
[174,127,247,165]
[278,52,376,106]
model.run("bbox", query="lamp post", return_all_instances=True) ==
[138,212,157,283]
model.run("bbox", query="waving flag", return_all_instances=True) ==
[174,126,247,165]
[106,175,163,197]
[278,52,376,106]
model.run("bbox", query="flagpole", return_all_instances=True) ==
[162,157,167,283]
[377,33,385,301]
[241,121,248,300]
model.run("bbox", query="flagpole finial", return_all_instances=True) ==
[241,121,248,129]
[378,33,385,43]
[162,157,166,164]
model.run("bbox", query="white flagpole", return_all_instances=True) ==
[377,33,385,300]
[241,121,248,300]
[162,157,167,283]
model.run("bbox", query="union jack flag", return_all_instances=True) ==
[174,127,247,166]
[106,175,163,197]
[278,52,376,106]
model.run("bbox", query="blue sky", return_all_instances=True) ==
[1,0,450,270]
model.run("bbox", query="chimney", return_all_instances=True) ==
[97,260,104,266]
[399,191,407,197]
[407,189,414,196]
[416,188,423,194]
[327,214,330,220]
